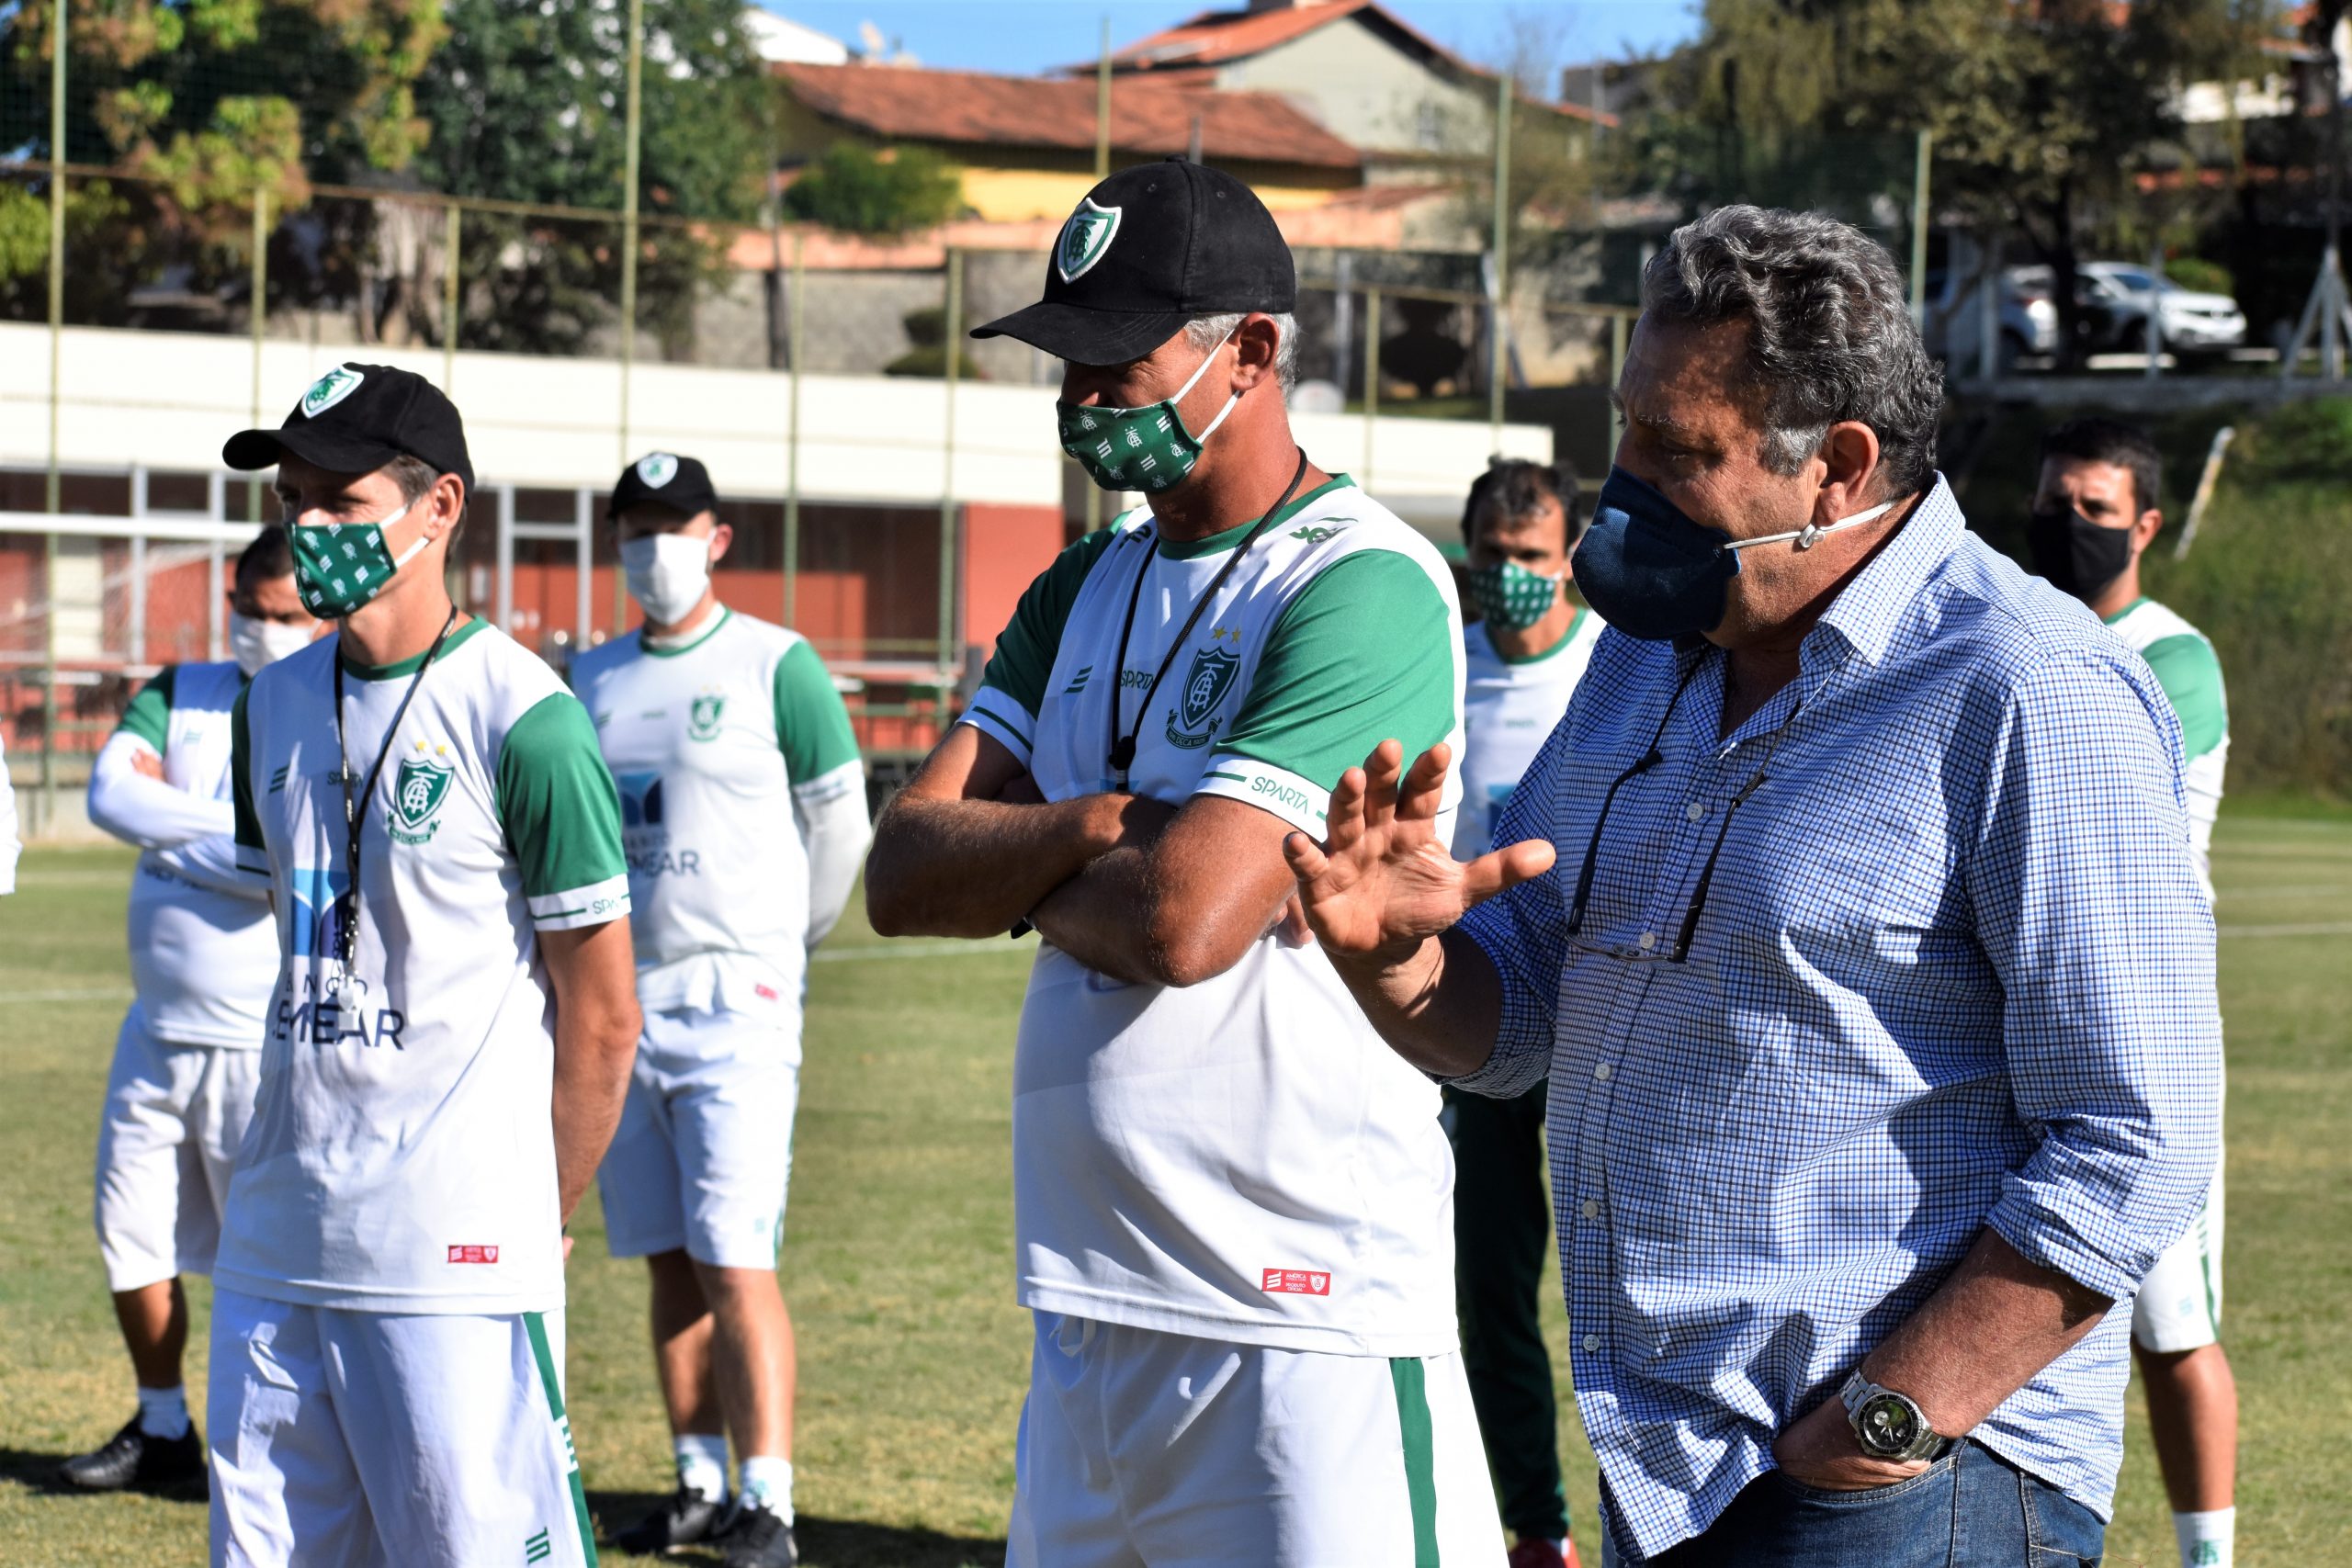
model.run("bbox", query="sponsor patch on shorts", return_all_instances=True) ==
[447,1244,501,1264]
[1261,1267,1331,1296]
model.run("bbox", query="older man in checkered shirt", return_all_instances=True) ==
[1284,206,2221,1568]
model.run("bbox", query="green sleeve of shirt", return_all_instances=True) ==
[230,683,265,868]
[117,666,178,750]
[1218,550,1456,787]
[2139,632,2228,761]
[977,527,1123,719]
[495,691,629,906]
[774,637,861,784]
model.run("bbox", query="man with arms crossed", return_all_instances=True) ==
[1448,459,1600,1568]
[2030,415,2236,1568]
[1283,208,2219,1565]
[62,526,315,1494]
[865,160,1507,1563]
[573,452,867,1567]
[212,363,641,1567]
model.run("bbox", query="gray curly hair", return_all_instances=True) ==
[1642,206,1943,496]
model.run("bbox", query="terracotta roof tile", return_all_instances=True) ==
[776,62,1362,170]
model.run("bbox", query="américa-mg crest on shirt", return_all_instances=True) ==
[1165,640,1242,750]
[389,739,456,845]
[687,690,726,742]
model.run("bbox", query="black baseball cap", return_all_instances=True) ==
[608,452,718,518]
[223,362,474,493]
[973,157,1296,367]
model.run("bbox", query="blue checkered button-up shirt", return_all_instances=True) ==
[1455,479,2221,1561]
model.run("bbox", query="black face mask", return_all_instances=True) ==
[2025,504,2135,603]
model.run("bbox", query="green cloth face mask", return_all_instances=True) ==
[1057,330,1240,493]
[1466,559,1563,631]
[290,497,431,617]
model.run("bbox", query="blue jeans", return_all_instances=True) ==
[1601,1440,2106,1567]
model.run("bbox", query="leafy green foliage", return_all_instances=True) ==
[1614,0,2270,366]
[410,0,771,357]
[783,144,963,238]
[2165,256,2236,297]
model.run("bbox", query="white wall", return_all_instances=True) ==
[0,322,1549,534]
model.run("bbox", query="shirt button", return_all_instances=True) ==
[1685,800,1706,821]
[1584,1333,1601,1352]
[1581,1199,1600,1220]
[1636,931,1657,951]
[1593,1061,1613,1082]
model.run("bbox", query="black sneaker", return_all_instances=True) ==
[56,1415,207,1495]
[719,1497,798,1568]
[612,1484,729,1554]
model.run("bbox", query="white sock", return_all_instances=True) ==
[2175,1506,2234,1568]
[136,1384,190,1440]
[673,1433,729,1503]
[739,1455,794,1523]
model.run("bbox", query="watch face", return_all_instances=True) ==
[1858,1393,1922,1455]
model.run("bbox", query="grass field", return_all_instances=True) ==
[2,818,2346,1567]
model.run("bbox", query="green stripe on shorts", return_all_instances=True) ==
[1390,1357,1440,1567]
[525,1311,599,1566]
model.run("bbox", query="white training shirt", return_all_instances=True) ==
[960,477,1469,1358]
[2105,597,2227,884]
[571,606,866,1016]
[1451,608,1605,862]
[224,619,630,1314]
[88,661,278,1047]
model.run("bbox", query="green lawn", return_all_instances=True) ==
[1,820,2346,1566]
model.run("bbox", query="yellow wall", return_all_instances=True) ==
[956,163,1352,222]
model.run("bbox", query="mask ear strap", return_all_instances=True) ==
[1170,325,1242,405]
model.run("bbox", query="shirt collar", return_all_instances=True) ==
[1807,472,1964,668]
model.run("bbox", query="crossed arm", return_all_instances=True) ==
[865,724,1299,987]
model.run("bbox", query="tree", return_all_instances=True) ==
[1619,0,2273,367]
[782,143,963,238]
[410,0,771,358]
[0,0,443,321]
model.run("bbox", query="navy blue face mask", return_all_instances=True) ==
[1571,467,1894,640]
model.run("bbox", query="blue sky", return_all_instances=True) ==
[757,3,1702,76]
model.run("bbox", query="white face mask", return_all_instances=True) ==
[620,531,714,626]
[229,611,316,677]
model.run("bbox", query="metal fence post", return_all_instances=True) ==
[1488,70,1510,446]
[617,0,644,463]
[1909,129,1931,324]
[1609,310,1629,453]
[443,202,461,392]
[938,248,962,676]
[40,0,67,836]
[129,466,147,667]
[573,484,594,646]
[1362,288,1381,488]
[251,184,268,521]
[496,482,515,635]
[785,229,803,627]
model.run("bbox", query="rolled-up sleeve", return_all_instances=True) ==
[1968,649,2222,1302]
[1452,716,1576,1099]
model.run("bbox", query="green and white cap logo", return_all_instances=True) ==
[636,452,679,489]
[1057,198,1122,284]
[301,366,365,419]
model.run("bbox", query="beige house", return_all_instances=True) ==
[1089,0,1611,183]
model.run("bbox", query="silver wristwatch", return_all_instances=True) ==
[1839,1371,1951,1462]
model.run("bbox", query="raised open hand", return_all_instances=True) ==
[1282,739,1555,970]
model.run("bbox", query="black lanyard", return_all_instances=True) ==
[330,607,461,972]
[1105,448,1308,789]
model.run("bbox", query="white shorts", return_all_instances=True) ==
[2133,1162,2224,1353]
[208,1287,593,1568]
[1009,1313,1505,1568]
[598,1003,802,1270]
[94,1004,262,1292]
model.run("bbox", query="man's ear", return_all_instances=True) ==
[1229,313,1283,392]
[707,521,735,567]
[1811,420,1885,523]
[427,473,467,540]
[2132,507,2164,558]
